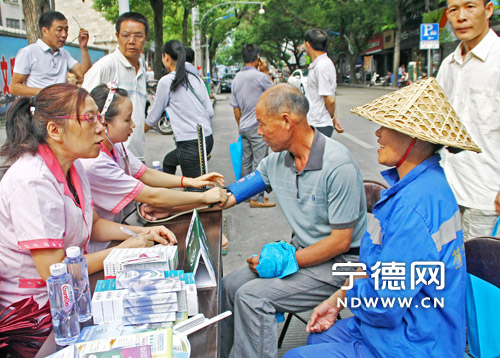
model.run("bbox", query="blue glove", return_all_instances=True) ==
[256,241,299,279]
[228,171,266,204]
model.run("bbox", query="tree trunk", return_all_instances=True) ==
[22,0,51,44]
[182,6,190,46]
[348,54,357,85]
[392,0,402,87]
[149,0,164,80]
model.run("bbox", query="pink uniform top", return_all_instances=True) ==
[0,144,94,309]
[80,143,146,252]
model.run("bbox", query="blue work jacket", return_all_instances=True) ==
[346,155,466,358]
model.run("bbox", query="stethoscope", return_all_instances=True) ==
[102,81,131,176]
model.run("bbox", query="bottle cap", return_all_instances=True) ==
[66,246,81,258]
[152,161,161,168]
[50,263,67,276]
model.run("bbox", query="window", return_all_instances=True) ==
[4,0,19,4]
[6,18,20,29]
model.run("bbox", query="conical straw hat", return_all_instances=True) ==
[350,77,481,153]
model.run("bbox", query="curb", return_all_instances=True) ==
[339,84,397,92]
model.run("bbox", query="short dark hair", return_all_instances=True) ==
[39,11,66,31]
[185,47,195,64]
[447,0,490,5]
[242,44,261,63]
[305,28,328,52]
[115,12,149,35]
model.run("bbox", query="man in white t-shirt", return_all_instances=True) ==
[304,28,343,137]
[437,0,500,239]
[83,12,149,162]
[10,11,91,96]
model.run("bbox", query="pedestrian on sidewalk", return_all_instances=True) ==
[231,44,275,208]
[304,29,343,137]
[437,0,500,239]
[145,40,214,178]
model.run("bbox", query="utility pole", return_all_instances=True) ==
[191,6,202,71]
[118,0,130,14]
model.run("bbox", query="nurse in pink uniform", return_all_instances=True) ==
[81,83,227,252]
[0,83,174,312]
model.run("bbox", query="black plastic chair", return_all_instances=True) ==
[277,180,387,348]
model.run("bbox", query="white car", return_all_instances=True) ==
[287,68,309,95]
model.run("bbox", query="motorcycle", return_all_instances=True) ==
[145,80,173,135]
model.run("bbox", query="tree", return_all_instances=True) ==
[22,0,51,44]
[150,0,164,80]
[392,0,402,87]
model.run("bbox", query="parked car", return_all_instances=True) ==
[287,68,309,94]
[220,73,236,93]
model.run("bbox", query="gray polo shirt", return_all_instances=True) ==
[257,129,366,249]
[13,39,78,89]
[230,66,273,131]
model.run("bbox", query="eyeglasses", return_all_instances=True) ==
[119,32,146,41]
[56,113,106,125]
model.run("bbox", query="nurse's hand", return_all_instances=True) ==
[141,226,177,245]
[189,172,225,188]
[495,190,500,215]
[203,187,228,205]
[118,233,157,248]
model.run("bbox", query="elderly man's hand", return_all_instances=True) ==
[247,254,260,274]
[140,203,171,221]
[495,190,500,215]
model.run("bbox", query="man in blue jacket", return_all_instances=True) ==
[284,78,479,358]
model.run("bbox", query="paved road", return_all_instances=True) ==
[0,85,394,355]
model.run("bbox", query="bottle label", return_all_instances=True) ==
[61,284,75,311]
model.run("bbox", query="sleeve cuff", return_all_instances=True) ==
[18,238,64,250]
[134,164,147,179]
[111,181,145,214]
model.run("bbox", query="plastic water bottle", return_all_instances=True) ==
[64,246,92,322]
[46,263,81,346]
[152,160,162,171]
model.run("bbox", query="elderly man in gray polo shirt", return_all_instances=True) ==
[220,83,367,358]
[230,44,275,208]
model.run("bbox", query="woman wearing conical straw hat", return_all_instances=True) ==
[284,77,480,358]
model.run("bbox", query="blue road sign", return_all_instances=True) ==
[420,23,439,50]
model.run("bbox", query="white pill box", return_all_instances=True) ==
[103,245,175,279]
[123,302,179,316]
[123,292,177,308]
[121,312,177,325]
[116,269,165,290]
[127,278,182,296]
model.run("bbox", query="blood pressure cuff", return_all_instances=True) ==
[256,241,299,279]
[227,170,266,204]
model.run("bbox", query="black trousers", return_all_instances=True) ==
[163,134,214,178]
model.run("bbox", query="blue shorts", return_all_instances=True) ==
[283,317,372,358]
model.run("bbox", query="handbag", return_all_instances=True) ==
[0,296,52,358]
